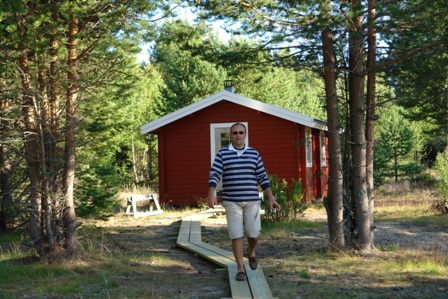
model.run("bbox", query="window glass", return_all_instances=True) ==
[220,132,230,147]
[306,128,312,168]
[320,131,327,167]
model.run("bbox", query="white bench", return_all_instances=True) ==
[125,194,163,218]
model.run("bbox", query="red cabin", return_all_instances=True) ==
[140,90,328,206]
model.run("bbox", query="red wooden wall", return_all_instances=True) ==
[154,100,327,205]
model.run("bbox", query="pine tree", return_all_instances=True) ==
[0,0,171,260]
[151,20,227,116]
[375,106,419,183]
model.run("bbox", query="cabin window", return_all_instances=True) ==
[320,131,327,168]
[212,127,231,152]
[306,127,312,168]
[220,131,230,148]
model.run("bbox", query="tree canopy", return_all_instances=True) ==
[0,0,171,259]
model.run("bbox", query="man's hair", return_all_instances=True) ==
[230,122,246,132]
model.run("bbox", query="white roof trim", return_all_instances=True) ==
[140,90,327,134]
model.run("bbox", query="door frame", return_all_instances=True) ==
[210,122,249,196]
[209,122,249,164]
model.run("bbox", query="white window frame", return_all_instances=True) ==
[305,127,313,168]
[320,131,327,168]
[210,122,249,165]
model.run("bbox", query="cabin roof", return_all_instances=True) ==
[140,90,327,134]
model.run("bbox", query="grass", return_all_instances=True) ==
[260,182,448,298]
[266,240,447,298]
[375,185,448,226]
[0,233,195,298]
[1,186,447,298]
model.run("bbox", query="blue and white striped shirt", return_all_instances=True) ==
[208,144,271,202]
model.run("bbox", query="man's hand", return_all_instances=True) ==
[208,196,217,209]
[264,187,281,211]
[269,198,281,211]
[208,186,217,209]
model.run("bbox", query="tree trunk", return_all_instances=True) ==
[0,90,15,231]
[38,61,56,248]
[0,134,13,231]
[148,135,157,181]
[320,0,345,251]
[348,0,372,253]
[366,0,377,249]
[132,137,139,183]
[48,27,61,194]
[18,15,46,257]
[394,145,399,182]
[63,16,79,257]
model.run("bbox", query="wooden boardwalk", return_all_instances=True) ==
[176,208,275,299]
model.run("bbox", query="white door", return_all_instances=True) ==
[210,122,248,193]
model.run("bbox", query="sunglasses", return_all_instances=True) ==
[232,131,245,135]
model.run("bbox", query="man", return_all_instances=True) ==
[208,122,281,281]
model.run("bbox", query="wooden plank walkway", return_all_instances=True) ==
[176,207,275,299]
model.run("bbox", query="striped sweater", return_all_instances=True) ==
[208,144,271,202]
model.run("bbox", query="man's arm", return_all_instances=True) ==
[263,187,281,211]
[208,186,217,209]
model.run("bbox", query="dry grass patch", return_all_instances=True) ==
[1,187,447,298]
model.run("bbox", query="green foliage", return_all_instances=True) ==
[411,172,438,189]
[299,269,311,279]
[0,230,22,244]
[76,55,153,212]
[377,243,401,252]
[76,163,121,219]
[421,136,447,168]
[434,150,448,212]
[151,20,226,116]
[374,106,422,185]
[382,0,447,138]
[231,65,327,120]
[206,36,327,120]
[290,179,306,220]
[76,59,164,216]
[150,20,326,120]
[154,45,225,115]
[0,0,171,255]
[262,175,307,222]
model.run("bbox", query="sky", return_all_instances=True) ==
[137,6,231,63]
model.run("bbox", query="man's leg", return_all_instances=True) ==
[247,236,259,270]
[244,201,261,270]
[223,201,246,279]
[247,236,258,258]
[232,237,245,273]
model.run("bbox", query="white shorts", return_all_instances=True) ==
[222,201,261,239]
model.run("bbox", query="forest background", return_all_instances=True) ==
[0,0,447,260]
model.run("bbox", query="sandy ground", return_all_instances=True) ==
[85,208,447,298]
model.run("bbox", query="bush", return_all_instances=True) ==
[76,164,121,219]
[411,172,438,189]
[261,175,307,222]
[434,150,448,213]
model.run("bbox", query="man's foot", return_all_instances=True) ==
[248,257,258,270]
[235,271,246,281]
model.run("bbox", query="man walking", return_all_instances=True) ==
[208,122,281,281]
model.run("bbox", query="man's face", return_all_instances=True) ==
[230,125,246,149]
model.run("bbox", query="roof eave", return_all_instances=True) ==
[140,90,328,134]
